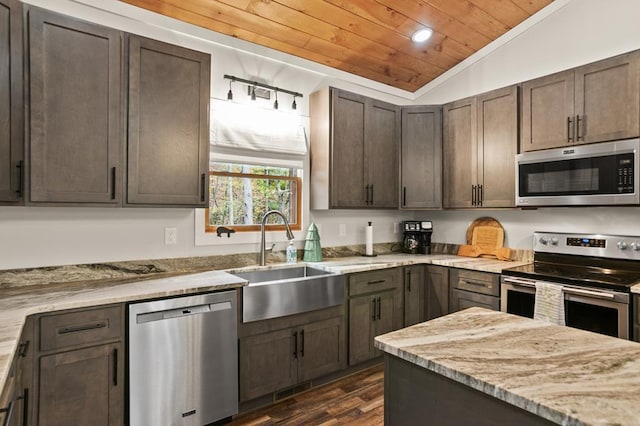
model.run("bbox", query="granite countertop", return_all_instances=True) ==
[374,307,640,426]
[0,251,530,394]
[631,283,640,295]
[0,270,248,394]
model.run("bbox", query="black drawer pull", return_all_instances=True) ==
[461,279,489,288]
[58,322,107,335]
[368,279,385,285]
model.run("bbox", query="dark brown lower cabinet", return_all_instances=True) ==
[403,266,425,327]
[239,315,345,402]
[38,343,122,426]
[32,305,124,426]
[426,265,450,320]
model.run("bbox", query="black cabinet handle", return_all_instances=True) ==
[19,388,28,426]
[0,400,14,426]
[112,348,118,386]
[576,114,583,141]
[111,167,116,200]
[478,184,483,207]
[58,322,107,335]
[407,270,412,292]
[376,297,381,320]
[17,340,29,358]
[368,279,385,285]
[15,161,23,197]
[200,173,206,202]
[370,185,374,205]
[567,116,574,142]
[371,298,376,321]
[300,329,305,358]
[471,185,477,206]
[293,331,298,359]
[402,186,407,206]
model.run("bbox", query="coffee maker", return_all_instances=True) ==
[402,220,433,254]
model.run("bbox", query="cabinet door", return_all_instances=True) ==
[404,266,425,327]
[400,106,442,209]
[330,89,366,208]
[477,86,518,208]
[426,265,449,320]
[38,343,122,426]
[575,52,640,144]
[127,35,210,206]
[520,69,574,152]
[298,316,346,382]
[367,99,399,208]
[375,289,404,338]
[28,8,122,204]
[0,0,22,203]
[348,295,376,365]
[239,328,297,402]
[443,97,476,208]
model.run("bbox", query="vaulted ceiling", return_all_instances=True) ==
[120,0,554,92]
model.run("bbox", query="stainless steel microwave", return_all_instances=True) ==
[516,138,640,206]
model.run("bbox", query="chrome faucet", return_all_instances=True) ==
[259,210,295,266]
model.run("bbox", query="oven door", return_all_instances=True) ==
[516,138,639,206]
[501,276,630,339]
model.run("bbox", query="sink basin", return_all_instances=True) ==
[233,266,344,322]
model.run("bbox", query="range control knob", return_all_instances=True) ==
[617,241,628,250]
[631,241,640,251]
[538,237,549,245]
[550,237,559,246]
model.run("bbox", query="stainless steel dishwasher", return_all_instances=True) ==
[128,291,238,426]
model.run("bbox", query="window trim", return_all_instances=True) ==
[205,170,302,234]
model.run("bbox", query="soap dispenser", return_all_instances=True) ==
[286,240,297,263]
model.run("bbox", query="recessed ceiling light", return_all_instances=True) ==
[411,28,433,43]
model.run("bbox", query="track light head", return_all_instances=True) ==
[292,95,297,110]
[227,79,233,100]
[250,85,256,101]
[274,90,279,109]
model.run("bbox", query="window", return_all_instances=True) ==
[206,162,301,233]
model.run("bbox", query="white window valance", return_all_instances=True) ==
[210,99,308,157]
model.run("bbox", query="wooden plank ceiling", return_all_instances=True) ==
[120,0,553,92]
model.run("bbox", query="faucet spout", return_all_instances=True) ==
[259,210,295,266]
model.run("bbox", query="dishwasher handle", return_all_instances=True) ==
[136,301,232,324]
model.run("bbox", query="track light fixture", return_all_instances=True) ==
[227,79,233,100]
[223,74,303,110]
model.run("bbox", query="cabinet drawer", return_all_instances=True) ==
[450,288,500,313]
[349,268,400,296]
[450,269,499,297]
[39,305,122,352]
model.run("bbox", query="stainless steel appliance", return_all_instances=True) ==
[128,291,238,426]
[501,232,640,339]
[402,220,433,254]
[516,138,639,206]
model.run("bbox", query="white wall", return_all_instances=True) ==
[416,0,640,104]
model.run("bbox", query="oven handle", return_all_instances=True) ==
[563,287,616,300]
[503,276,618,300]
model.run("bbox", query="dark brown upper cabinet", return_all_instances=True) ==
[443,85,518,208]
[310,87,399,209]
[400,106,442,210]
[27,7,123,205]
[126,35,210,207]
[521,51,640,152]
[0,0,23,204]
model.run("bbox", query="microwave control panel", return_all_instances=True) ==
[617,156,634,193]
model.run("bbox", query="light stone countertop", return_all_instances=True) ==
[0,253,529,395]
[374,307,640,426]
[0,270,248,394]
[630,283,640,295]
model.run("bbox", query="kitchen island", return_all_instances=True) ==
[374,307,640,425]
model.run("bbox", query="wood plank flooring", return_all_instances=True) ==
[230,364,384,425]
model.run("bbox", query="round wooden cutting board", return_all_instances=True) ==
[465,217,504,245]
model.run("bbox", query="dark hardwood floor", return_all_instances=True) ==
[230,364,384,425]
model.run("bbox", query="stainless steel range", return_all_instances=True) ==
[501,232,640,339]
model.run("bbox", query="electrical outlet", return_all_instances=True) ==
[165,227,177,245]
[339,224,346,237]
[393,222,399,233]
